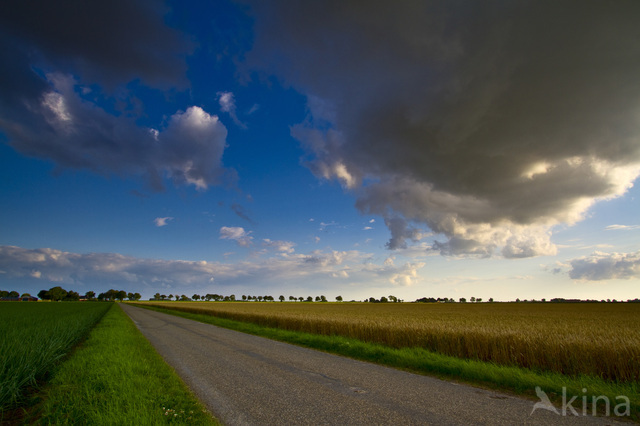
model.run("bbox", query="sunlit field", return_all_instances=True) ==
[139,301,640,382]
[0,302,112,410]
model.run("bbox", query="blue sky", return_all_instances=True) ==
[1,0,639,301]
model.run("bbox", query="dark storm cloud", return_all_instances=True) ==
[244,0,640,257]
[0,0,191,87]
[0,0,232,190]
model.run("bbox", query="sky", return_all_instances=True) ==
[1,0,639,302]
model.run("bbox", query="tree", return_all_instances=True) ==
[380,296,388,303]
[289,296,296,301]
[476,298,482,303]
[335,295,343,302]
[168,294,174,301]
[242,295,247,301]
[320,295,327,302]
[306,296,313,302]
[153,292,161,301]
[180,294,190,301]
[85,291,96,300]
[315,296,321,302]
[65,291,80,301]
[470,297,476,303]
[116,290,127,301]
[48,286,67,301]
[459,297,467,303]
[489,297,494,303]
[38,289,50,300]
[193,294,201,301]
[160,294,167,301]
[279,295,285,302]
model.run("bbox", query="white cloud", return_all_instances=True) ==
[219,226,253,247]
[154,217,174,227]
[263,239,296,254]
[217,91,246,128]
[605,224,640,231]
[568,251,640,281]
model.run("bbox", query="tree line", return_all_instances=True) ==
[0,287,141,301]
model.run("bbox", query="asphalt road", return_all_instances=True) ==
[121,304,623,425]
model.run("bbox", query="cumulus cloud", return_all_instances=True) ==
[245,0,640,258]
[219,226,253,247]
[4,74,230,190]
[0,1,234,191]
[568,251,640,281]
[154,217,174,227]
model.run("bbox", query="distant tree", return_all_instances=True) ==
[153,292,161,301]
[369,297,377,303]
[279,295,285,302]
[160,294,167,301]
[459,297,467,303]
[380,296,388,303]
[48,286,67,301]
[116,290,127,301]
[257,295,263,301]
[0,290,9,298]
[65,291,80,301]
[168,294,174,301]
[476,298,482,303]
[335,295,343,302]
[289,296,296,301]
[306,296,313,302]
[85,291,96,300]
[180,294,190,301]
[488,297,494,303]
[38,289,50,300]
[470,297,476,303]
[242,295,247,301]
[8,290,19,298]
[320,295,327,302]
[193,294,201,301]
[315,296,321,302]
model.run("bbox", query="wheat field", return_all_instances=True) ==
[141,301,640,382]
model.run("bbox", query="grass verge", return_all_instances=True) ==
[135,303,639,421]
[27,304,217,425]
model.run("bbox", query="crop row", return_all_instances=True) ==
[0,302,112,410]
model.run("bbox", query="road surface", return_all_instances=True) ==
[121,304,623,425]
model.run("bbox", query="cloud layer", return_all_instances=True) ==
[0,245,424,293]
[246,0,640,257]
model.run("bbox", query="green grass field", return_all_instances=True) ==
[32,304,216,424]
[0,301,111,411]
